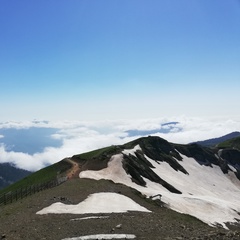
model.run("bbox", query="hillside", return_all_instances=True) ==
[217,136,240,150]
[0,163,31,190]
[2,178,232,240]
[0,158,72,195]
[194,131,240,147]
[0,136,240,239]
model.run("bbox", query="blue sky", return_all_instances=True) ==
[0,0,240,121]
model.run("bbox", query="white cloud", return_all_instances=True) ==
[0,116,240,171]
[159,117,240,144]
[0,120,50,129]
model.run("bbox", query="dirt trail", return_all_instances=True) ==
[65,159,81,179]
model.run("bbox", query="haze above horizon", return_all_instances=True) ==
[0,1,240,121]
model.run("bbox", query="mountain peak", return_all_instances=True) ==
[1,134,240,239]
[74,135,240,228]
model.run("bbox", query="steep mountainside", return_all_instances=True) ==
[71,136,240,228]
[217,136,240,150]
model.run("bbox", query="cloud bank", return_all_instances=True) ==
[0,116,240,171]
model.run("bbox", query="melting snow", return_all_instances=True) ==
[70,216,109,221]
[62,234,136,240]
[36,192,150,215]
[122,145,141,156]
[79,146,240,228]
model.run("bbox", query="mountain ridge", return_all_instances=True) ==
[74,136,240,227]
[1,134,240,239]
[194,131,240,147]
[1,131,239,191]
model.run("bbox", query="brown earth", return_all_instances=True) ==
[0,178,240,240]
[65,159,81,179]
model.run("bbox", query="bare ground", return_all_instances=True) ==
[0,178,240,240]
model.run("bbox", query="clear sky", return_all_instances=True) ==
[0,0,240,121]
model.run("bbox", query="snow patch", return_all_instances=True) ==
[62,234,136,240]
[79,154,136,187]
[70,216,109,221]
[228,164,237,172]
[122,145,141,156]
[36,192,150,215]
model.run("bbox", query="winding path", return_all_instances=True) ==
[65,159,81,179]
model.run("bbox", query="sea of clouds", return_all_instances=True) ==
[0,116,240,172]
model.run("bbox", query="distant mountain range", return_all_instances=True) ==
[0,163,31,189]
[194,131,240,147]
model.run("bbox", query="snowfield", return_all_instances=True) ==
[79,145,240,229]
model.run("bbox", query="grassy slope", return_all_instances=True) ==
[217,136,240,150]
[0,160,72,195]
[72,145,119,161]
[0,145,118,195]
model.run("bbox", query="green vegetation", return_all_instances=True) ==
[0,145,119,196]
[72,145,120,161]
[217,136,240,150]
[0,145,120,196]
